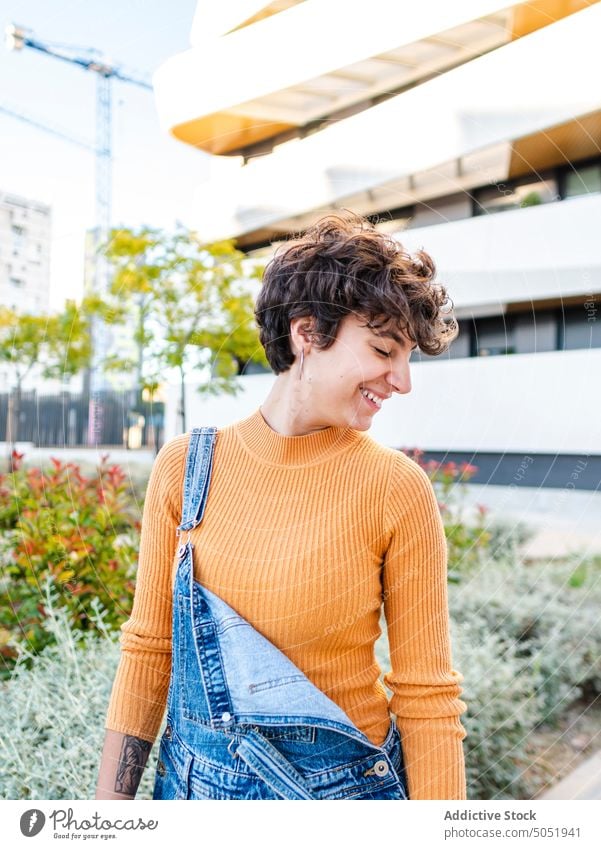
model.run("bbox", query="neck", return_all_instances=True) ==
[260,372,329,436]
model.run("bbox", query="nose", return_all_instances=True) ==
[387,357,412,395]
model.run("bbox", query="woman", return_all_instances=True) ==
[95,213,467,800]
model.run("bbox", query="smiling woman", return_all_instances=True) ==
[97,211,467,802]
[261,312,415,433]
[255,213,457,434]
[257,213,457,370]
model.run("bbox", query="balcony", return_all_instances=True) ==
[399,192,601,310]
[166,3,601,243]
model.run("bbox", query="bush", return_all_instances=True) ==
[451,558,601,718]
[484,518,535,562]
[376,553,601,798]
[448,556,601,798]
[0,451,140,676]
[0,578,160,800]
[2,483,599,800]
[8,555,596,800]
[401,450,491,576]
[452,621,545,799]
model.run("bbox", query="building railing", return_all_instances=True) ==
[0,389,164,449]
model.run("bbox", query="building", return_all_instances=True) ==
[153,0,601,493]
[0,190,51,314]
[83,227,125,393]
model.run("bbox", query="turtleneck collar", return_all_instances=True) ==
[234,408,362,467]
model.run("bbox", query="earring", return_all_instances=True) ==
[298,347,305,380]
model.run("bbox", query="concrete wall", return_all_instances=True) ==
[165,348,600,456]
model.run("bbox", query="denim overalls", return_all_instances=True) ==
[152,427,410,800]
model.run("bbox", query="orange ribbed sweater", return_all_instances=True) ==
[105,408,467,799]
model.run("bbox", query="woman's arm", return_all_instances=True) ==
[95,730,152,800]
[96,435,188,798]
[382,455,467,800]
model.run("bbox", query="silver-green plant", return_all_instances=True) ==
[449,555,601,798]
[0,576,159,800]
[2,557,600,800]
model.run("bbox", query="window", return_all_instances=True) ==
[512,311,557,354]
[411,319,471,362]
[564,163,601,199]
[12,224,26,255]
[559,304,601,350]
[473,178,559,216]
[29,243,43,264]
[471,316,515,356]
[400,303,601,361]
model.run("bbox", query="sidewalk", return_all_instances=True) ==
[1,442,155,471]
[462,483,601,559]
[537,750,601,800]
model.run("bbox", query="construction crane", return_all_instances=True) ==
[5,23,152,445]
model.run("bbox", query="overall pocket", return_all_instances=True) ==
[152,726,191,801]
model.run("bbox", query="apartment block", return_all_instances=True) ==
[0,190,51,314]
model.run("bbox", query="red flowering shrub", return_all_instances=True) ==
[401,449,491,578]
[0,452,140,676]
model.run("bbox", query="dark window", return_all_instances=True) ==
[413,303,601,360]
[471,315,516,356]
[558,304,601,350]
[473,177,559,216]
[512,310,557,354]
[411,319,471,362]
[563,163,601,199]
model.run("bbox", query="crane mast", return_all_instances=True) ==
[5,24,152,445]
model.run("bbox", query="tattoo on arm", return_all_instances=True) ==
[115,736,152,796]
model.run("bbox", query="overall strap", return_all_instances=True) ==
[177,427,218,533]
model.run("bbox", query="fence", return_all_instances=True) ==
[0,389,164,449]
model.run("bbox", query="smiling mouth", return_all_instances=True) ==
[359,388,383,410]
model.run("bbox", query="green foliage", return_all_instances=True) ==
[0,300,94,387]
[0,300,101,453]
[452,620,544,799]
[484,518,534,562]
[520,191,543,208]
[0,451,140,676]
[104,225,269,430]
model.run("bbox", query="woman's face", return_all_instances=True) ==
[298,313,415,431]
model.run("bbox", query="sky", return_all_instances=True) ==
[0,0,209,308]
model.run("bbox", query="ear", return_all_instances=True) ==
[290,317,316,353]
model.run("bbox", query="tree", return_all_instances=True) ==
[105,226,268,433]
[0,300,98,461]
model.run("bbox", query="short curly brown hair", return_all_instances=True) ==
[254,212,457,374]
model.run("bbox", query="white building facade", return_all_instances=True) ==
[155,0,601,492]
[0,190,51,314]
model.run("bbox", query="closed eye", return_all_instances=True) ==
[373,346,391,357]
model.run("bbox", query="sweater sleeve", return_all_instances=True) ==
[104,434,189,743]
[382,455,467,800]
